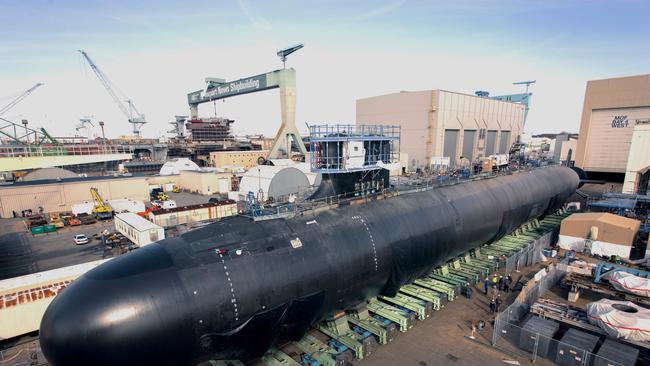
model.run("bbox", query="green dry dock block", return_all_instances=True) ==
[294,335,345,366]
[367,298,416,332]
[318,316,372,360]
[347,314,397,345]
[261,348,301,366]
[209,361,245,366]
[421,276,459,298]
[379,293,432,320]
[399,284,444,309]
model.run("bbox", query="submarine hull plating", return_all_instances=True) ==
[40,167,578,366]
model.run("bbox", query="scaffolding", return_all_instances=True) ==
[309,124,400,174]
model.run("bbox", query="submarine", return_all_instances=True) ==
[40,166,579,366]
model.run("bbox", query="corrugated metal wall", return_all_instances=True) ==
[443,130,459,167]
[462,130,476,161]
[499,131,511,154]
[356,90,525,169]
[435,91,524,167]
[583,107,649,172]
[486,130,497,155]
[0,178,148,218]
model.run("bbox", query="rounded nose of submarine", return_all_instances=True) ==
[39,244,195,366]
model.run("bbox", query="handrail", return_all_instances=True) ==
[0,144,133,158]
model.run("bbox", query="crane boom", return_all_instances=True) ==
[90,187,113,218]
[78,50,146,136]
[0,83,44,116]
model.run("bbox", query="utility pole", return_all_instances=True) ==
[21,120,29,144]
[99,121,106,142]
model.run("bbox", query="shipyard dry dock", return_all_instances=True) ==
[34,166,579,366]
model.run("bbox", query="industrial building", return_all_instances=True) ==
[575,74,650,191]
[356,90,525,169]
[0,175,149,218]
[148,170,233,195]
[209,150,269,170]
[558,212,642,259]
[148,201,237,228]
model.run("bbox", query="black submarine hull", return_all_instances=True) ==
[40,166,579,366]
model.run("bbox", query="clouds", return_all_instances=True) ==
[356,0,407,21]
[1,0,649,139]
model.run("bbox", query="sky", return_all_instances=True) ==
[1,0,649,139]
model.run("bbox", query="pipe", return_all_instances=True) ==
[39,166,579,366]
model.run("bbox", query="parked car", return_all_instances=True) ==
[73,234,89,245]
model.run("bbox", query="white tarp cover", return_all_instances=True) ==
[586,299,650,341]
[159,158,200,176]
[557,235,632,259]
[608,271,650,298]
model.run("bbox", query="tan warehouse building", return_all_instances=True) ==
[357,90,525,169]
[575,74,650,174]
[210,150,269,170]
[0,176,149,218]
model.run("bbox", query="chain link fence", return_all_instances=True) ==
[492,260,630,366]
[504,231,553,275]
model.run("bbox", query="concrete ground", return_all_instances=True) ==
[266,262,557,366]
[0,217,116,279]
[345,283,555,366]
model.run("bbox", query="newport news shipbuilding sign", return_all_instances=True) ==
[187,74,269,104]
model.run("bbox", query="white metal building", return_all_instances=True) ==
[356,90,525,169]
[114,212,165,247]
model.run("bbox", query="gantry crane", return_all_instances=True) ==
[78,50,146,137]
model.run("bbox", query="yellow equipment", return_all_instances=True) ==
[90,187,114,219]
[49,213,65,228]
[172,185,181,193]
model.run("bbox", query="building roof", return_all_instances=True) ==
[564,212,639,229]
[21,167,78,181]
[560,212,640,246]
[159,158,199,176]
[0,174,145,188]
[115,212,162,231]
[210,150,267,155]
[150,200,236,215]
[358,89,526,106]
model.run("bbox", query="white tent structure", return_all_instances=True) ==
[159,158,200,176]
[239,165,310,201]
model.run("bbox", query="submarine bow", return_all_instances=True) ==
[40,166,578,366]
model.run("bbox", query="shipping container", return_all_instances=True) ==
[114,213,165,247]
